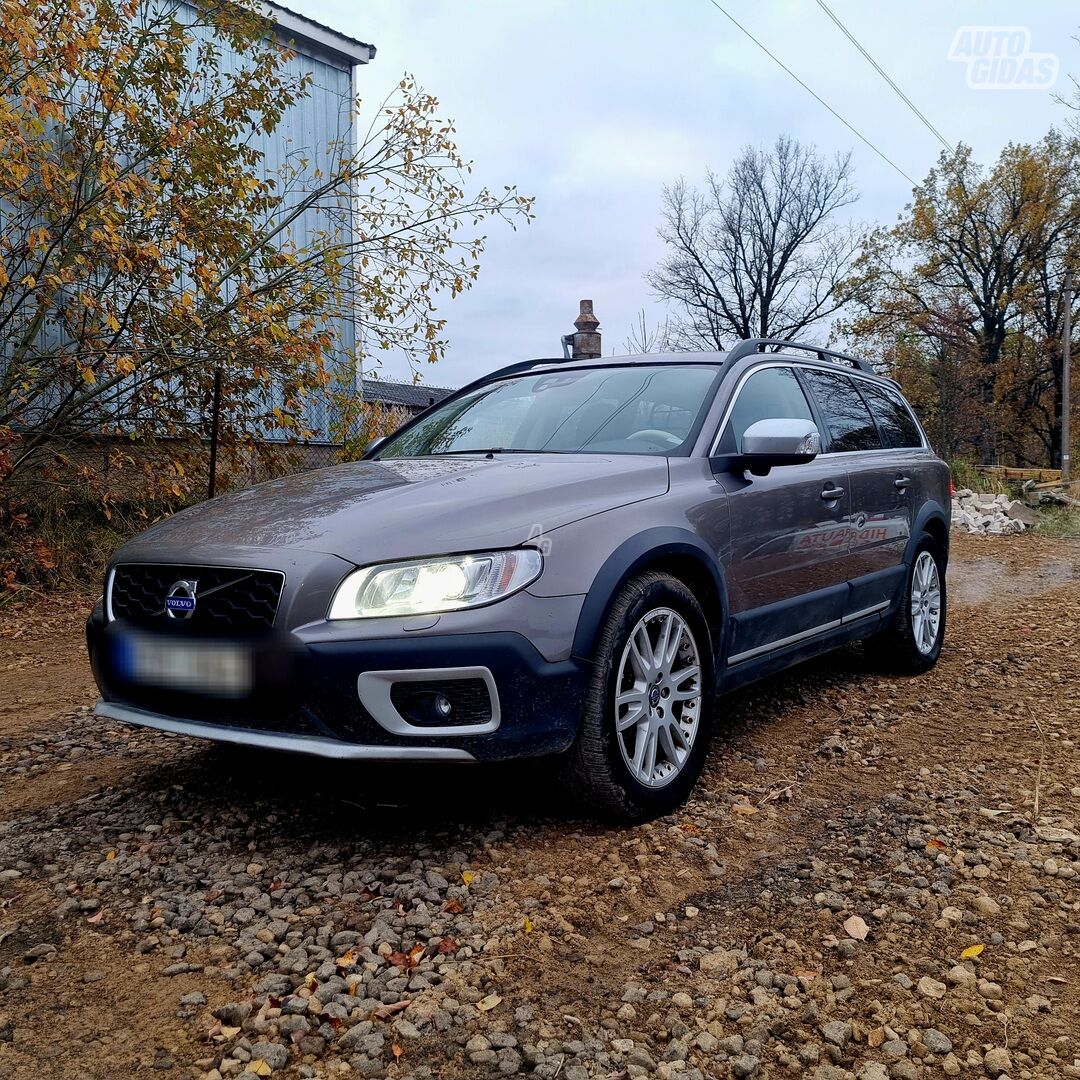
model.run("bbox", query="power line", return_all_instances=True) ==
[702,0,918,186]
[814,0,953,153]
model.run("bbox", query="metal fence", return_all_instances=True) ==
[7,357,427,513]
[22,403,414,503]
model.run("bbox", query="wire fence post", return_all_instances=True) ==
[208,367,223,498]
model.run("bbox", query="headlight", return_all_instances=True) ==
[328,549,543,619]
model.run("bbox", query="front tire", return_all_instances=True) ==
[868,536,946,673]
[559,572,715,820]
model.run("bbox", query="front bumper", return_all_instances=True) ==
[88,608,589,762]
[94,701,477,760]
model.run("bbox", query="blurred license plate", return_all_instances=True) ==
[117,637,251,697]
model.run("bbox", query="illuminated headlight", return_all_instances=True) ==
[327,549,543,619]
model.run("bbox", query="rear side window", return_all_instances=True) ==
[800,369,882,453]
[715,366,813,454]
[859,382,923,448]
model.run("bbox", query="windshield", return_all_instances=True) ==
[374,365,721,458]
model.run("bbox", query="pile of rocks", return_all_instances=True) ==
[951,488,1039,534]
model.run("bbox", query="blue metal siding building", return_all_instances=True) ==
[253,4,376,443]
[4,4,376,451]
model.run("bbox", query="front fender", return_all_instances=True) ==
[569,527,728,665]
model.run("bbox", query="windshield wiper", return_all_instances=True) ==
[428,447,558,456]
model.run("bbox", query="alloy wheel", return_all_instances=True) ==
[911,550,942,655]
[614,607,703,788]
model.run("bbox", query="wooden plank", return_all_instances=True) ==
[974,465,1062,482]
[1027,477,1080,492]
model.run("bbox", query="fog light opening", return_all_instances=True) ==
[386,677,495,730]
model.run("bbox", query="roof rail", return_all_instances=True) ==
[726,337,876,374]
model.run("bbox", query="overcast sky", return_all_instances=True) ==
[300,0,1079,389]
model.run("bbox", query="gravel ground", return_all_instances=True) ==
[1,533,1079,1080]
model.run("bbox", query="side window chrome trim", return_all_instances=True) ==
[815,447,932,459]
[708,362,801,457]
[708,360,927,457]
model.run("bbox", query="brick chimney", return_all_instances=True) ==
[562,299,601,360]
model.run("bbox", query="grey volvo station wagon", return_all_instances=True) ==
[88,338,950,819]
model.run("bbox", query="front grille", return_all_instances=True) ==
[110,564,285,633]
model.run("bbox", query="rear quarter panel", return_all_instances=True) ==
[909,451,952,560]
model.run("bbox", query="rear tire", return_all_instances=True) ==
[866,535,946,673]
[558,572,715,821]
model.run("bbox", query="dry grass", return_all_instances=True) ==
[0,485,175,598]
[949,459,1014,496]
[1034,505,1080,538]
[1029,707,1047,826]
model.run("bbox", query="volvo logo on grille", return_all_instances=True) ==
[165,579,199,619]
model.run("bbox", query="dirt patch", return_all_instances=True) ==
[0,590,96,735]
[947,547,1080,606]
[1,535,1079,1080]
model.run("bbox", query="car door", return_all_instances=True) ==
[858,378,929,583]
[711,364,852,665]
[798,368,908,616]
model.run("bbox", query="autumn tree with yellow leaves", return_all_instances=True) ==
[0,0,532,493]
[839,135,1080,467]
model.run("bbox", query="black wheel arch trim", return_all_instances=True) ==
[906,502,950,565]
[570,528,729,667]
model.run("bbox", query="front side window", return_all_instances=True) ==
[715,366,813,455]
[859,382,923,448]
[375,364,721,458]
[800,369,882,453]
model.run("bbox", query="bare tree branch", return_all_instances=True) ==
[648,136,862,350]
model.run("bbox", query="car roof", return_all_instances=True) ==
[509,352,728,370]
[479,349,900,391]
[733,352,902,389]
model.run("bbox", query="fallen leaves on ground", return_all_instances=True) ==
[843,915,869,941]
[387,943,426,970]
[371,1000,410,1021]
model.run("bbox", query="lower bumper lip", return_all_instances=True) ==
[94,701,477,761]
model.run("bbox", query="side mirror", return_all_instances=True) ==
[719,418,821,476]
[364,436,387,458]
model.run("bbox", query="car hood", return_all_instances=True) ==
[115,454,669,566]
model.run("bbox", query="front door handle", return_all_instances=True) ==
[894,476,912,490]
[821,486,845,501]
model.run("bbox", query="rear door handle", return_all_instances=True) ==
[821,486,845,501]
[894,476,912,490]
